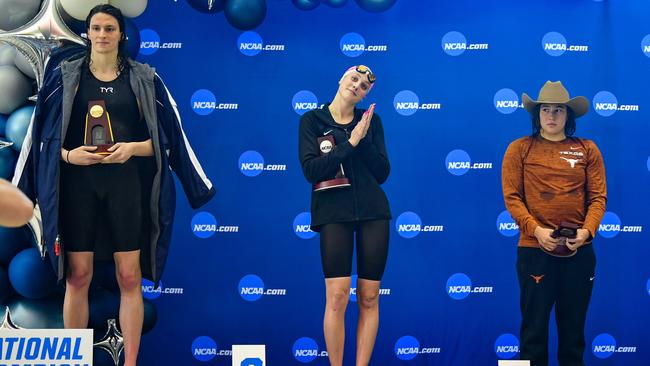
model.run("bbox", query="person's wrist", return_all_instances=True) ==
[130,142,139,156]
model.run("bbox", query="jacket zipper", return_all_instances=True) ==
[342,126,359,220]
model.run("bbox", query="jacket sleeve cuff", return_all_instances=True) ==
[189,186,216,209]
[582,222,598,240]
[334,140,354,159]
[523,220,540,237]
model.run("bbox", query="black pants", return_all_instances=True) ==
[517,245,596,366]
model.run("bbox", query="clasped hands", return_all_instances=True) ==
[63,143,135,165]
[534,226,591,252]
[348,103,375,147]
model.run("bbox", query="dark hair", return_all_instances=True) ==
[84,4,130,73]
[531,104,576,137]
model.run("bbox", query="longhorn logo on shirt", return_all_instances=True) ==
[530,274,545,284]
[561,157,581,168]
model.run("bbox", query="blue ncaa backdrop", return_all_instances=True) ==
[136,1,649,365]
[2,0,650,365]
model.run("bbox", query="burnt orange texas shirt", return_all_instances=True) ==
[501,136,607,247]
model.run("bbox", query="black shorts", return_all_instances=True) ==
[319,219,389,281]
[59,161,144,253]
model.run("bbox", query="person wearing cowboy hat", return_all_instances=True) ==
[501,81,607,366]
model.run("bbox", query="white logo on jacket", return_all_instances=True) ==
[320,140,333,154]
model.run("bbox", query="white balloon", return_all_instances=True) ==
[58,0,109,21]
[0,66,32,115]
[13,51,36,79]
[109,0,148,17]
[0,0,41,31]
[0,45,16,66]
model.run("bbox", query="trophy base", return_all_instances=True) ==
[540,238,577,258]
[313,178,351,192]
[88,144,114,155]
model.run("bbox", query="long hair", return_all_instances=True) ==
[531,104,576,137]
[84,4,130,73]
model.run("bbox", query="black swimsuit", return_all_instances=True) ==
[59,65,152,253]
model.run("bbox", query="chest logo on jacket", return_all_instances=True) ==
[319,139,333,154]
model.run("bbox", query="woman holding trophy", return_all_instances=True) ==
[14,5,214,365]
[299,65,391,366]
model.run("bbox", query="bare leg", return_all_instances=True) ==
[356,279,380,366]
[114,250,143,366]
[64,252,94,328]
[324,277,351,366]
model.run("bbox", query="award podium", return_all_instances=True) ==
[84,100,114,155]
[313,135,351,192]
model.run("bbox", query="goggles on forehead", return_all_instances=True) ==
[355,65,376,83]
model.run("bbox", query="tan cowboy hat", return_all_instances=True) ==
[522,81,589,117]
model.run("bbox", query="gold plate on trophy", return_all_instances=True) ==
[89,104,104,118]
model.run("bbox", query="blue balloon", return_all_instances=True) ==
[0,146,17,179]
[224,0,267,30]
[0,266,14,303]
[292,0,320,10]
[142,298,158,334]
[325,0,347,7]
[88,287,120,330]
[8,248,57,299]
[187,0,226,13]
[354,0,396,12]
[0,226,31,266]
[5,105,34,152]
[124,18,141,59]
[4,293,64,328]
[0,113,7,135]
